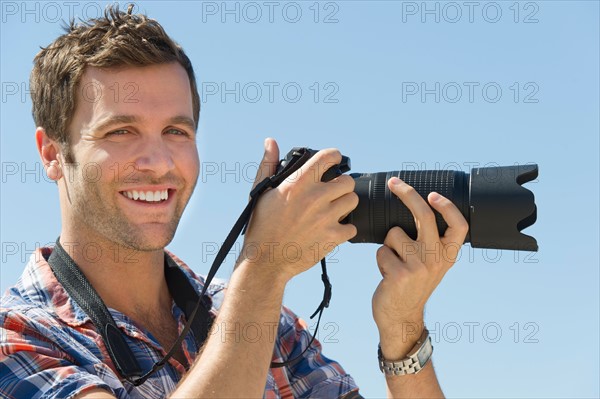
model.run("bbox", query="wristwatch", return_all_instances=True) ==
[378,328,433,376]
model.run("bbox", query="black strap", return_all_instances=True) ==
[196,150,333,368]
[46,239,213,386]
[47,241,143,378]
[270,257,331,368]
[164,254,213,348]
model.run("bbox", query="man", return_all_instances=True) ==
[0,5,468,398]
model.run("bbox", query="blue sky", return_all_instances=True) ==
[1,1,599,397]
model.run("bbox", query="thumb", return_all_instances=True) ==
[251,137,280,191]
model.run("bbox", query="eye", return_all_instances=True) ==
[106,129,130,137]
[165,128,191,138]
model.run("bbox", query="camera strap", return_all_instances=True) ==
[199,147,332,368]
[46,239,213,386]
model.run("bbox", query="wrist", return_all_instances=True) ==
[233,256,291,290]
[378,328,433,377]
[378,319,425,360]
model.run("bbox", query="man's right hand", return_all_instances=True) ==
[242,138,358,282]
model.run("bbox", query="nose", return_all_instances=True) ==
[134,135,176,177]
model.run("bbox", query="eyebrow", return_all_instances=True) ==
[168,115,197,132]
[91,114,197,134]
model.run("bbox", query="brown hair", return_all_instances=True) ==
[30,4,200,163]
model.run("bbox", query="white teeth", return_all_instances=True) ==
[122,189,169,202]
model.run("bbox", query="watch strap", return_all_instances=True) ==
[378,328,433,376]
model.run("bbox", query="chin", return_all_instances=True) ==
[141,235,175,251]
[118,230,176,252]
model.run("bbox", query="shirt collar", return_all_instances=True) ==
[21,246,219,328]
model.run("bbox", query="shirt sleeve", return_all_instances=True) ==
[272,305,360,398]
[0,310,115,399]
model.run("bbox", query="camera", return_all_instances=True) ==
[276,147,538,251]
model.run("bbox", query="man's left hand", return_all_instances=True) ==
[372,177,469,355]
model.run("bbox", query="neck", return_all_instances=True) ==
[58,231,172,318]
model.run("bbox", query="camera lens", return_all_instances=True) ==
[345,170,469,244]
[344,165,538,251]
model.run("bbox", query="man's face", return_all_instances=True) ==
[62,62,199,251]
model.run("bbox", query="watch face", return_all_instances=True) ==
[417,339,433,365]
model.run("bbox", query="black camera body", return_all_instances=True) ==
[276,147,538,251]
[276,147,351,182]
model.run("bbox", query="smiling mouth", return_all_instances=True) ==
[120,189,171,203]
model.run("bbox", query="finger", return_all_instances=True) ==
[296,148,343,185]
[388,177,439,243]
[383,226,419,264]
[427,192,469,256]
[333,222,358,243]
[375,245,403,278]
[330,191,359,221]
[322,174,356,202]
[251,138,280,192]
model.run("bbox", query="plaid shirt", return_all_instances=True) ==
[0,247,359,399]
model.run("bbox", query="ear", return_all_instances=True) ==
[36,127,63,181]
